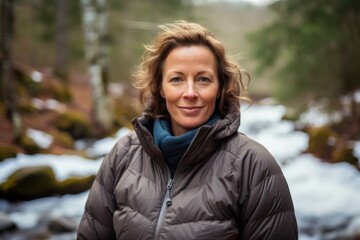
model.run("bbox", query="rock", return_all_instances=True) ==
[0,165,57,201]
[307,126,359,166]
[0,212,17,233]
[0,145,17,162]
[58,175,95,195]
[0,165,95,201]
[48,217,76,233]
[15,134,41,155]
[307,126,338,159]
[54,110,92,139]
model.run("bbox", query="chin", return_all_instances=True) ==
[181,119,206,129]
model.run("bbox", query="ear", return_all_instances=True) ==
[160,88,165,98]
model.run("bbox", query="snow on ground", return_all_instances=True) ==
[0,154,102,183]
[84,127,130,157]
[240,104,309,164]
[1,103,359,239]
[26,128,54,149]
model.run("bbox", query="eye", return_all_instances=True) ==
[169,76,182,83]
[198,76,211,83]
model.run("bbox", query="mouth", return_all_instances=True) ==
[179,106,203,114]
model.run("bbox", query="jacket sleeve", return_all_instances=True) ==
[238,143,298,240]
[77,135,131,240]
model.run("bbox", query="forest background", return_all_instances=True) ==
[0,0,359,202]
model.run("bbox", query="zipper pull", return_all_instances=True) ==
[166,179,174,207]
[167,179,174,189]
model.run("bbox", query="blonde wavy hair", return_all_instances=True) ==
[132,20,249,118]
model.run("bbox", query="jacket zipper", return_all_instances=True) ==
[154,178,174,240]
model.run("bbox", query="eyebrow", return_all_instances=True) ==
[166,70,215,76]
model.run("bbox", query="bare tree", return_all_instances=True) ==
[55,0,68,79]
[0,0,23,139]
[80,0,112,135]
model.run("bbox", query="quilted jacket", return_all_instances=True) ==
[77,110,298,239]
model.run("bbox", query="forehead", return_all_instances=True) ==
[163,45,217,72]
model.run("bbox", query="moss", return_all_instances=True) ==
[58,175,95,195]
[15,134,41,154]
[44,81,72,102]
[0,145,17,162]
[307,126,359,166]
[18,101,38,114]
[332,146,358,166]
[0,166,57,201]
[112,95,140,130]
[50,129,74,149]
[307,126,338,159]
[0,165,96,201]
[16,72,42,97]
[54,110,92,139]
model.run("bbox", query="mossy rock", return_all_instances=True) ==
[15,134,41,154]
[43,81,72,102]
[50,129,74,149]
[332,146,358,166]
[0,145,17,162]
[0,166,58,201]
[18,101,38,114]
[0,165,96,201]
[54,110,92,139]
[58,175,95,195]
[112,96,140,129]
[15,72,42,97]
[307,126,339,159]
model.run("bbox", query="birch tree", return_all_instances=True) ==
[0,0,23,139]
[81,0,112,134]
[55,0,68,79]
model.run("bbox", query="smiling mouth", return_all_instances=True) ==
[179,106,202,114]
[179,106,202,110]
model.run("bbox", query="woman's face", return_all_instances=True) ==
[161,45,219,136]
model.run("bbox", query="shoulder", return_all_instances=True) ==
[221,132,274,161]
[98,131,142,177]
[220,132,283,186]
[113,131,140,152]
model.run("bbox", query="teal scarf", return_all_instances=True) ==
[153,112,221,177]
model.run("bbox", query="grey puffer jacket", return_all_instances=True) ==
[77,111,298,240]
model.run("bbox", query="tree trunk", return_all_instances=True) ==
[0,0,23,139]
[55,0,68,80]
[81,0,112,135]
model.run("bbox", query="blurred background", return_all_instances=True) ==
[0,0,359,239]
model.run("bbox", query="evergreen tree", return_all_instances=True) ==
[248,0,360,105]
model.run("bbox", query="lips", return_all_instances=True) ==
[179,106,202,115]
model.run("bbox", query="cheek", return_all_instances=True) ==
[204,87,220,104]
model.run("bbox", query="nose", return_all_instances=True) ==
[183,81,198,99]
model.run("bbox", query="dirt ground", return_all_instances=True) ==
[0,70,94,154]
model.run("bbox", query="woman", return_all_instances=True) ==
[77,21,298,240]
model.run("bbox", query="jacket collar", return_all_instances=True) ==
[131,110,240,171]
